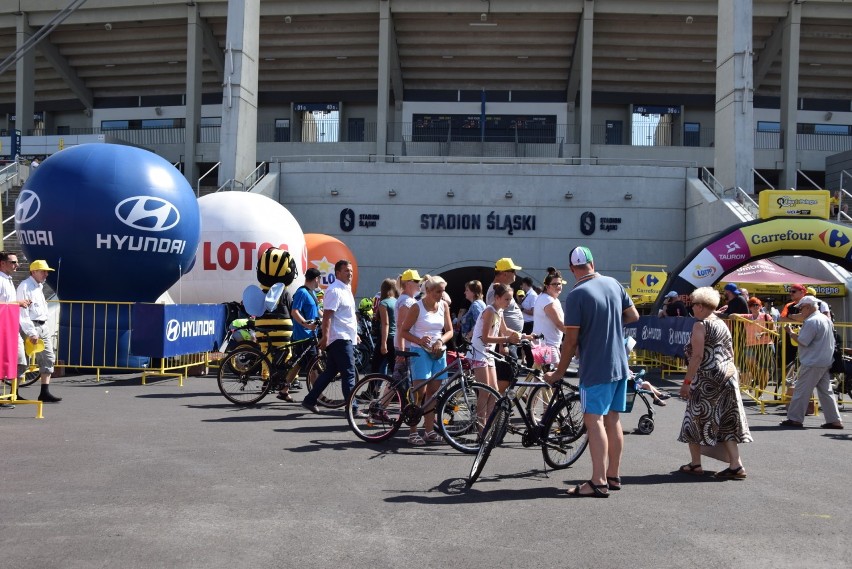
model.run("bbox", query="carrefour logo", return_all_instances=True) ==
[165,319,181,342]
[15,190,41,224]
[692,265,717,279]
[640,274,659,287]
[115,196,180,232]
[819,229,850,248]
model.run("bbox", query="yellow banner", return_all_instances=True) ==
[630,268,667,296]
[758,190,830,220]
[739,217,852,260]
[719,282,846,298]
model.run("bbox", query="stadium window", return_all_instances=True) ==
[102,120,129,130]
[684,122,701,147]
[757,121,780,132]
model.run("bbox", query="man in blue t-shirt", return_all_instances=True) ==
[545,246,639,498]
[287,268,322,389]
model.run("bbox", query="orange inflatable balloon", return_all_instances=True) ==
[304,233,359,295]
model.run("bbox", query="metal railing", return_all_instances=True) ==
[753,169,775,191]
[700,167,725,198]
[195,161,220,196]
[725,187,760,219]
[244,162,268,191]
[14,124,852,153]
[797,169,822,190]
[270,154,699,167]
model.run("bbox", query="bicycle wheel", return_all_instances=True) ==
[525,383,555,426]
[217,347,272,406]
[19,368,41,388]
[526,381,577,426]
[467,403,510,488]
[304,355,359,409]
[540,395,588,469]
[345,374,404,442]
[436,382,500,454]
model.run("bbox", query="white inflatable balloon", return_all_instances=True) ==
[169,193,307,303]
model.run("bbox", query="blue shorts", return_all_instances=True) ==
[410,347,449,382]
[580,379,627,415]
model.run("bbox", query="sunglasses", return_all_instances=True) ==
[3,260,19,264]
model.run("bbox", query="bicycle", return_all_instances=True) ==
[467,349,588,487]
[344,346,500,453]
[217,320,357,407]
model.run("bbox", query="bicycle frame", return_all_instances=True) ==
[398,353,476,422]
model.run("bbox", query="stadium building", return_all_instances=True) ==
[2,0,852,309]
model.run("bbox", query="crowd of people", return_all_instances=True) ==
[4,245,845,492]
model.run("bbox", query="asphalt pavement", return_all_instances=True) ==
[1,370,849,569]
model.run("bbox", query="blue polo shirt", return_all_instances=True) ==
[290,286,320,341]
[564,275,633,387]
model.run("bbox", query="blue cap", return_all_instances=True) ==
[724,283,740,294]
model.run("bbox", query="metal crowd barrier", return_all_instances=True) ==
[727,317,851,414]
[52,300,211,386]
[632,317,851,416]
[1,377,44,419]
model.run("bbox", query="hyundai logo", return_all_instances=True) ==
[115,196,180,232]
[165,319,181,342]
[15,190,41,224]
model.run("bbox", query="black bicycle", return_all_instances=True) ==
[467,349,588,487]
[217,320,357,407]
[345,347,499,453]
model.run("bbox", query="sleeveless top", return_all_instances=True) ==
[409,298,446,343]
[471,305,501,360]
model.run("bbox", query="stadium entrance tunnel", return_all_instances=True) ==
[654,217,852,312]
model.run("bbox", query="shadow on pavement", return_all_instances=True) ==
[385,476,562,504]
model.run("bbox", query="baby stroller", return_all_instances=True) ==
[626,368,656,435]
[623,336,656,434]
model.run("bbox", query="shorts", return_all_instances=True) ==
[410,347,449,381]
[580,379,627,416]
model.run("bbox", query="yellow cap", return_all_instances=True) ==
[400,269,422,282]
[494,258,521,272]
[29,260,55,272]
[806,286,817,296]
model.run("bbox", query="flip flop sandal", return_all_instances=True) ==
[678,463,704,475]
[408,433,426,446]
[714,466,747,479]
[606,476,622,491]
[276,392,294,402]
[567,480,609,498]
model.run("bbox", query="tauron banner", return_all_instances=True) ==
[623,315,694,358]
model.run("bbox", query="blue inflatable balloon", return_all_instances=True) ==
[15,144,200,301]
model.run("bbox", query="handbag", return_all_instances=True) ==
[531,343,556,366]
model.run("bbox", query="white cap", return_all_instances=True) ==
[795,295,819,308]
[665,291,679,299]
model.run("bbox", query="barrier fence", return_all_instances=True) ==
[51,300,213,385]
[628,315,851,415]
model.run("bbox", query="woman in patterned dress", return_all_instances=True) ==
[677,287,753,479]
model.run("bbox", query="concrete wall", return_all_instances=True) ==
[274,161,689,295]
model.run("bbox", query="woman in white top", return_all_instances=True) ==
[471,283,522,429]
[532,271,566,364]
[400,275,454,445]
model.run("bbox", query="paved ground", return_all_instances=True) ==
[1,370,849,569]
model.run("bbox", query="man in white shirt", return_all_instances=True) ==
[301,259,357,414]
[0,252,30,406]
[17,259,61,403]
